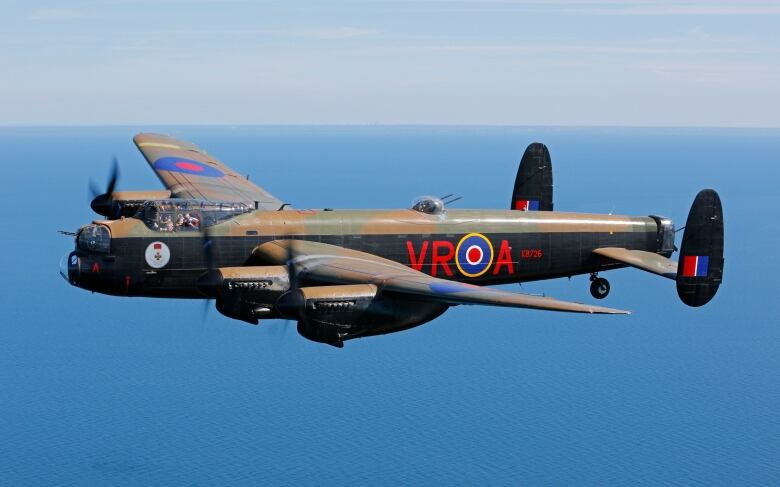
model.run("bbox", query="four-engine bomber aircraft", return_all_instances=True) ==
[60,134,724,347]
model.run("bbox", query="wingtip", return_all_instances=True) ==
[133,132,169,143]
[133,132,155,141]
[590,306,632,315]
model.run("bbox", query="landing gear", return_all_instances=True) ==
[589,274,610,299]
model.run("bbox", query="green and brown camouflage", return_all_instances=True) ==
[60,134,724,347]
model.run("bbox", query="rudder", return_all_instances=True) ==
[677,189,724,306]
[511,142,553,211]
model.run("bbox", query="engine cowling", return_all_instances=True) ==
[197,267,450,345]
[90,190,172,219]
[197,266,290,324]
[276,284,448,347]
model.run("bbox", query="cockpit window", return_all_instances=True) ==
[78,224,111,253]
[135,200,252,232]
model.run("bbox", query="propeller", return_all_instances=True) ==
[276,240,300,309]
[285,239,300,293]
[275,239,307,323]
[89,156,121,218]
[274,240,341,347]
[277,243,344,347]
[200,224,216,321]
[283,239,307,341]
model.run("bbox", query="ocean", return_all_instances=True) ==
[1,126,778,485]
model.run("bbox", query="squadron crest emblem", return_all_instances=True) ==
[145,241,171,269]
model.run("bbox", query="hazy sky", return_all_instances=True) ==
[2,1,778,126]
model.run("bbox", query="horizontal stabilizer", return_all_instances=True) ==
[676,189,724,307]
[593,247,677,279]
[511,142,553,211]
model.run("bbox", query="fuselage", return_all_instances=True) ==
[62,206,674,299]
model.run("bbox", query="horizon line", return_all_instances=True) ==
[1,123,779,130]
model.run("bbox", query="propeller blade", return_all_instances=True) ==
[202,225,215,272]
[89,156,121,217]
[274,238,305,321]
[200,224,216,321]
[88,179,101,200]
[105,156,119,197]
[285,238,300,291]
[202,297,212,324]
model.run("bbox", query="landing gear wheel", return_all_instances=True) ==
[590,277,610,299]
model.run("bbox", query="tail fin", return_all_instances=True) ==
[511,142,553,211]
[677,189,724,306]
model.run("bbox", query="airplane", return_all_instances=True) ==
[60,134,724,348]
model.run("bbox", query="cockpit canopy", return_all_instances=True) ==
[411,196,445,215]
[135,199,253,232]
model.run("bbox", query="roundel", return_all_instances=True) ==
[455,233,494,277]
[153,157,225,178]
[145,241,171,269]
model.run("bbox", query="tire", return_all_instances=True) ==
[590,278,610,299]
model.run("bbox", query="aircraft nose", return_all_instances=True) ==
[59,252,78,285]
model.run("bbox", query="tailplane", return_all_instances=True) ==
[676,189,724,306]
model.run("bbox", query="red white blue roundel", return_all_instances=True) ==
[153,157,225,178]
[455,233,494,277]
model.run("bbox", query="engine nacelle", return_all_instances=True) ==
[91,190,172,219]
[276,284,448,347]
[197,266,290,324]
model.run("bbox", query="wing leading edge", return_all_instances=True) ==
[133,132,283,209]
[254,240,630,315]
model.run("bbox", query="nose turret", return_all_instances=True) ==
[60,222,120,294]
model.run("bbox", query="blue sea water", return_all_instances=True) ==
[0,126,778,485]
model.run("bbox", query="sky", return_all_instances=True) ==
[2,0,778,127]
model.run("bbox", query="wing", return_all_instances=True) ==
[593,247,677,280]
[133,132,283,209]
[254,240,630,315]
